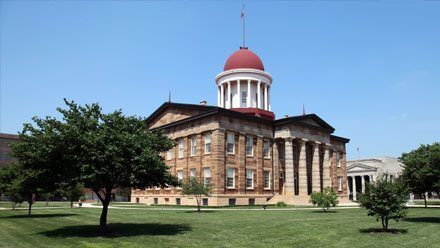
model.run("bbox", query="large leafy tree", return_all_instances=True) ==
[399,143,440,207]
[59,182,84,208]
[181,177,212,212]
[358,176,409,232]
[12,99,177,234]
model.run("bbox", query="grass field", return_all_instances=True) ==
[0,205,439,248]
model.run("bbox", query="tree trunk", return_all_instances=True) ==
[28,201,33,216]
[70,200,74,208]
[100,200,109,234]
[381,216,386,232]
[423,193,427,208]
[12,202,16,210]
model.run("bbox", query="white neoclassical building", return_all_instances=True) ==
[346,156,404,201]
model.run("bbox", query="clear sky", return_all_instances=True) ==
[1,1,439,160]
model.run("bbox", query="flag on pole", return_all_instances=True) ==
[241,5,245,18]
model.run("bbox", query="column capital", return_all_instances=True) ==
[284,137,294,143]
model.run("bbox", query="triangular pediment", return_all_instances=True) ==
[146,102,217,129]
[347,163,377,172]
[274,114,335,133]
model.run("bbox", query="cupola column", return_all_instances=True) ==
[257,80,261,109]
[247,80,251,107]
[220,83,224,108]
[264,83,268,110]
[237,80,241,108]
[227,81,231,108]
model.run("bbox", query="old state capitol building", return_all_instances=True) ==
[131,47,350,206]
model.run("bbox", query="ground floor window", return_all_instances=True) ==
[264,171,270,189]
[202,198,208,206]
[229,198,236,206]
[176,198,181,205]
[154,198,158,205]
[227,168,235,188]
[136,197,139,204]
[249,198,255,206]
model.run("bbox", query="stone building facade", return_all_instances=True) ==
[0,133,19,168]
[132,47,349,206]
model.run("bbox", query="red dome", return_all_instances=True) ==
[224,47,265,71]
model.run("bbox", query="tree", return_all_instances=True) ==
[310,187,338,212]
[59,183,84,208]
[181,177,213,212]
[0,164,44,215]
[0,165,24,210]
[115,187,131,202]
[400,143,440,207]
[12,99,177,234]
[358,176,409,232]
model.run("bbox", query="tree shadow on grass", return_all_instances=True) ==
[404,217,440,223]
[181,210,216,214]
[310,210,338,213]
[3,213,78,219]
[39,223,191,238]
[359,228,408,234]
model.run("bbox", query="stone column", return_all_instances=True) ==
[264,84,268,110]
[273,141,279,193]
[284,138,294,195]
[322,145,331,188]
[312,143,321,193]
[217,86,220,106]
[227,81,231,108]
[247,80,251,107]
[361,176,365,193]
[220,84,224,108]
[237,80,241,108]
[268,86,271,111]
[352,176,357,201]
[298,140,308,195]
[347,176,351,199]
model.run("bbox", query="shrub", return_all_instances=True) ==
[310,187,338,212]
[275,201,288,207]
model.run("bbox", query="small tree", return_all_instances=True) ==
[59,183,84,208]
[0,166,24,210]
[310,187,338,212]
[181,177,212,212]
[115,187,131,202]
[358,176,409,232]
[400,143,440,207]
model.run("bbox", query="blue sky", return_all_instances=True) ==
[1,1,439,160]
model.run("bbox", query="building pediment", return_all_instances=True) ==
[146,102,217,129]
[347,163,377,173]
[274,114,336,133]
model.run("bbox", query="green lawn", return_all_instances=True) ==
[0,201,72,209]
[0,207,439,248]
[413,199,440,206]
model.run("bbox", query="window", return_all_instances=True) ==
[249,198,255,206]
[246,136,253,156]
[166,149,173,160]
[264,171,270,189]
[246,169,254,189]
[202,198,208,206]
[177,170,183,185]
[263,141,270,158]
[178,139,184,158]
[190,136,197,156]
[204,167,211,186]
[154,198,158,205]
[190,169,196,179]
[229,198,236,206]
[227,133,235,154]
[338,176,342,191]
[204,133,211,154]
[241,91,247,107]
[336,152,341,167]
[176,198,181,205]
[227,168,235,188]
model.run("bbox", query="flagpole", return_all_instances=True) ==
[243,6,245,48]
